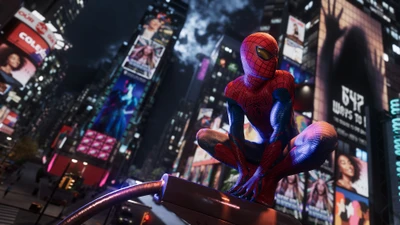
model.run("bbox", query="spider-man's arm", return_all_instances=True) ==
[257,88,293,175]
[227,98,245,145]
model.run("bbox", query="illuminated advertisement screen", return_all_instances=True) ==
[14,7,57,48]
[279,59,314,84]
[283,38,303,64]
[51,125,73,149]
[293,111,311,133]
[0,42,36,94]
[2,110,18,128]
[335,142,369,197]
[305,170,334,225]
[275,173,305,220]
[139,11,174,47]
[122,35,165,80]
[315,0,387,147]
[335,187,369,225]
[6,22,50,66]
[76,129,116,161]
[92,71,146,140]
[286,15,305,45]
[196,108,213,129]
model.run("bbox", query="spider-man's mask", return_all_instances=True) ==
[240,32,278,79]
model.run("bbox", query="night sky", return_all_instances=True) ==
[61,0,264,166]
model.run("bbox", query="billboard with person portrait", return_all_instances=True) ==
[122,35,165,80]
[0,42,36,94]
[275,173,305,220]
[6,21,50,66]
[305,170,334,225]
[92,71,146,140]
[335,142,369,197]
[139,10,174,47]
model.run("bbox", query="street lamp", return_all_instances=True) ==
[6,137,12,141]
[83,162,88,166]
[71,159,78,163]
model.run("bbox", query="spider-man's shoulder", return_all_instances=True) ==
[274,70,295,83]
[224,76,246,99]
[270,70,295,93]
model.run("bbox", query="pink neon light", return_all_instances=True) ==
[47,153,58,172]
[99,170,110,187]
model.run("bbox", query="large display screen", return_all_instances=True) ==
[335,187,369,225]
[275,173,305,220]
[335,142,369,197]
[122,35,165,80]
[279,59,314,84]
[314,0,387,147]
[139,11,174,47]
[14,7,56,48]
[6,21,50,66]
[76,129,116,161]
[51,125,73,149]
[305,170,334,225]
[92,71,146,140]
[0,42,36,94]
[283,15,305,65]
[286,15,305,45]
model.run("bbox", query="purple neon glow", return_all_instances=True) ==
[197,58,210,80]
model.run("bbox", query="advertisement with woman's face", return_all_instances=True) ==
[0,43,36,95]
[122,36,165,80]
[140,11,174,47]
[91,71,146,140]
[335,143,369,197]
[306,170,334,225]
[335,188,370,225]
[274,173,305,220]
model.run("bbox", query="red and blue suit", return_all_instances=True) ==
[197,33,338,206]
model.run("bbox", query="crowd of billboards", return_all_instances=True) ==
[0,7,56,96]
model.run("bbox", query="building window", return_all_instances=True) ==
[392,44,400,55]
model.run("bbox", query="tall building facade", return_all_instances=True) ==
[46,0,189,187]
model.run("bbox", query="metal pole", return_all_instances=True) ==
[102,206,114,225]
[35,162,71,225]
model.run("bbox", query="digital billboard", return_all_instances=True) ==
[76,129,116,161]
[14,7,57,48]
[293,111,311,133]
[282,38,303,64]
[0,42,36,94]
[92,71,146,140]
[335,187,369,225]
[279,59,314,84]
[51,125,73,149]
[275,173,305,220]
[122,35,165,80]
[196,108,213,129]
[314,0,387,147]
[2,110,18,128]
[335,143,369,197]
[283,15,305,65]
[286,15,305,45]
[6,21,50,66]
[305,170,334,225]
[139,11,174,47]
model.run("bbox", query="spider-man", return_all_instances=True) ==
[197,32,337,206]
